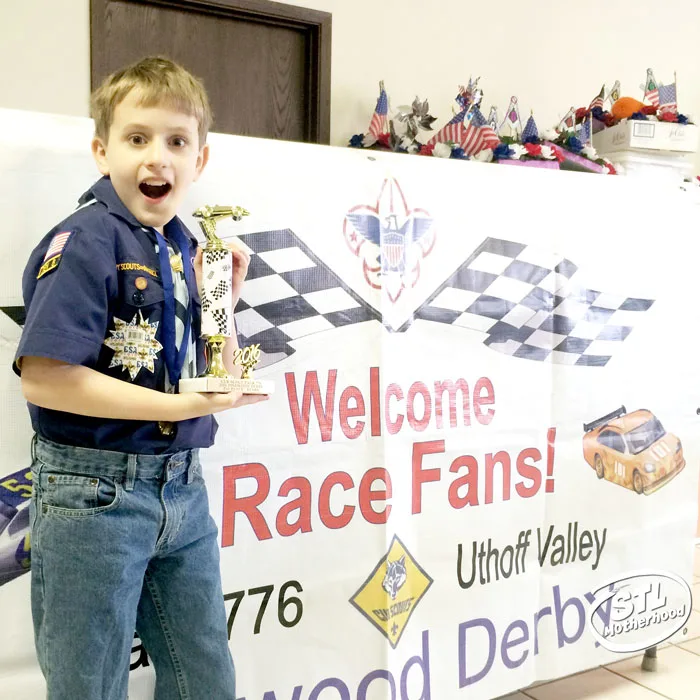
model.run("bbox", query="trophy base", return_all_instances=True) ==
[178,376,274,395]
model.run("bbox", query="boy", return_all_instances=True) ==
[14,56,266,699]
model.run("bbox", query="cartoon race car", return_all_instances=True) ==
[583,406,685,495]
[0,467,32,586]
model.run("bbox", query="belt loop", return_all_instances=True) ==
[30,434,38,462]
[125,454,137,492]
[186,450,197,485]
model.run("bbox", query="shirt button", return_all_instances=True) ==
[47,475,55,484]
[132,290,145,305]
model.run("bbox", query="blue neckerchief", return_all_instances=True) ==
[153,220,193,388]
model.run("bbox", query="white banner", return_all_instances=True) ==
[0,108,698,699]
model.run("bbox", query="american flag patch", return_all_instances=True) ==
[43,231,71,262]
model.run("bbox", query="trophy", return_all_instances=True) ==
[178,205,274,395]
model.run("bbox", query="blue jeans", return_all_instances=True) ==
[30,436,236,700]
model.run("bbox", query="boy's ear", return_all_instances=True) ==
[91,136,110,176]
[193,143,210,182]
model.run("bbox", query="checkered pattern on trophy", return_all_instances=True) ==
[201,248,233,338]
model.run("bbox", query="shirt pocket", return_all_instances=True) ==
[119,270,165,313]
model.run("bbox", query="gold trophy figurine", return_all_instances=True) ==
[178,205,274,395]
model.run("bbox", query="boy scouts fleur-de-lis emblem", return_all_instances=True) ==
[343,178,435,303]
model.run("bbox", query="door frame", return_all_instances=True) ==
[90,0,332,143]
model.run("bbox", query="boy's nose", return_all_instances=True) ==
[144,140,169,167]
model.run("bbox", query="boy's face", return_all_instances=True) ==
[91,88,209,233]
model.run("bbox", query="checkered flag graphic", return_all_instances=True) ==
[211,308,230,335]
[234,229,380,369]
[204,249,229,264]
[212,280,230,301]
[415,237,654,366]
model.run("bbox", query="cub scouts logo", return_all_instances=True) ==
[343,178,435,304]
[349,534,432,648]
[37,231,71,279]
[104,311,162,380]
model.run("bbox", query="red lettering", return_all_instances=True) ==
[434,379,471,429]
[359,468,392,525]
[448,455,479,508]
[515,448,542,498]
[276,476,312,537]
[485,451,511,504]
[546,427,556,493]
[412,440,445,513]
[339,385,366,439]
[370,366,381,436]
[319,471,355,529]
[221,463,272,547]
[407,382,432,432]
[385,383,404,435]
[285,370,337,444]
[474,377,495,425]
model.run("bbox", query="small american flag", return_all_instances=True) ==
[368,83,389,137]
[588,85,605,111]
[658,83,677,113]
[644,69,659,106]
[426,106,469,146]
[43,231,71,261]
[462,107,501,155]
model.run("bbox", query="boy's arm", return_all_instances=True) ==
[20,357,266,421]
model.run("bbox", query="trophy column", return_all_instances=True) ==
[178,205,274,395]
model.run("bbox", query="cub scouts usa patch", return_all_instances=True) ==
[104,312,163,380]
[37,231,71,279]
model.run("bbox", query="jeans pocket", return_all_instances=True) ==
[41,473,122,517]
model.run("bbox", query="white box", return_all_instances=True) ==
[593,119,698,154]
[601,150,694,185]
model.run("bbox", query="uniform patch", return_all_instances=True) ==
[103,311,162,380]
[37,231,71,279]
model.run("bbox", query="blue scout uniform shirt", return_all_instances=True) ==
[14,176,218,454]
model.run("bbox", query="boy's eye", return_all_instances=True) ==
[129,135,146,145]
[171,137,187,148]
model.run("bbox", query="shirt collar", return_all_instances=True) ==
[78,176,197,245]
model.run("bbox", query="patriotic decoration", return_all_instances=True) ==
[588,85,605,112]
[558,107,576,132]
[577,118,591,145]
[368,81,389,137]
[461,108,501,155]
[521,114,539,142]
[658,83,678,114]
[605,80,621,106]
[643,69,659,106]
[43,231,71,261]
[416,237,654,366]
[487,106,499,130]
[499,96,522,136]
[425,106,470,147]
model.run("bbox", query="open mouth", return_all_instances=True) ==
[139,182,172,200]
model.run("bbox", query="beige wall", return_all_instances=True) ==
[0,1,90,118]
[2,0,700,171]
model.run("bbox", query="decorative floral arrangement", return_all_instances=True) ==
[349,70,693,175]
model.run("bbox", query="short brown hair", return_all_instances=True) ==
[90,56,212,145]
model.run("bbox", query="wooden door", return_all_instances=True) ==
[91,0,331,143]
